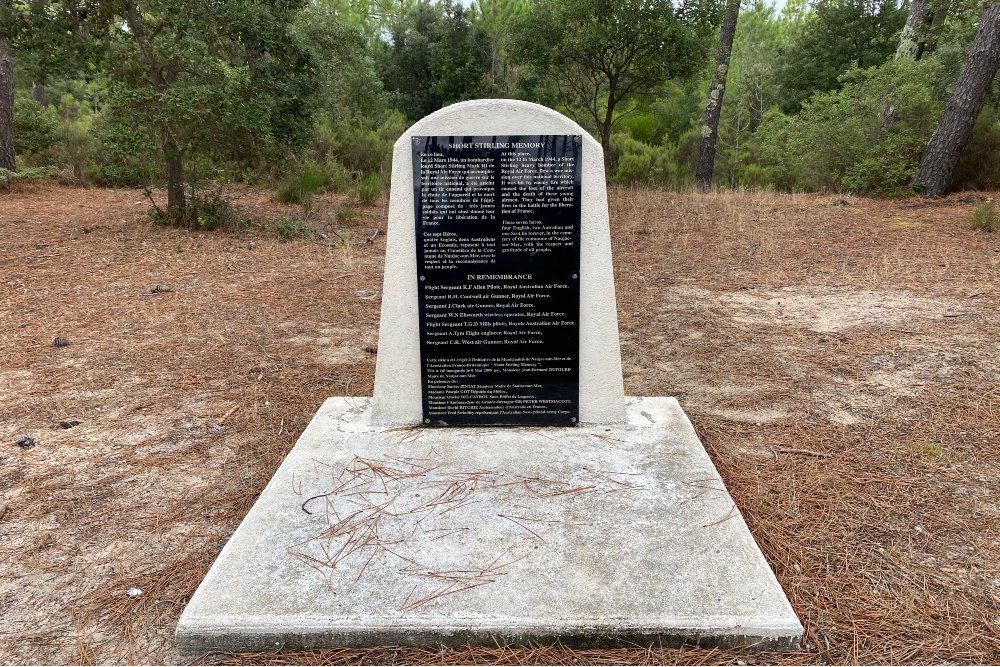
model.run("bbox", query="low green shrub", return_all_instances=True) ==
[50,94,98,183]
[13,97,59,157]
[968,202,998,232]
[147,189,248,232]
[326,160,354,192]
[615,84,704,147]
[353,171,384,206]
[615,151,653,184]
[276,158,355,211]
[88,112,159,187]
[610,133,654,184]
[0,166,56,189]
[608,131,694,190]
[335,203,361,224]
[953,107,1000,192]
[276,217,316,240]
[313,112,406,176]
[735,163,774,191]
[278,161,330,206]
[188,192,249,231]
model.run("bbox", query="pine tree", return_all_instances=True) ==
[895,0,930,60]
[913,3,1000,197]
[0,39,14,172]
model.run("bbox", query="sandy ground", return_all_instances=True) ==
[0,184,997,665]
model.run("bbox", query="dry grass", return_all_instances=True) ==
[0,184,998,665]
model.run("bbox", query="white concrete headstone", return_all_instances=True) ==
[371,99,625,425]
[177,104,804,650]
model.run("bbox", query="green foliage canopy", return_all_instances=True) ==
[96,0,324,215]
[0,1,107,89]
[757,58,947,194]
[289,2,386,122]
[774,0,906,112]
[507,0,718,159]
[5,0,1000,201]
[379,0,489,121]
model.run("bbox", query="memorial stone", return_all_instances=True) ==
[176,100,803,658]
[372,100,625,426]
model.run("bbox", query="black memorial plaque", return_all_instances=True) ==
[413,134,582,426]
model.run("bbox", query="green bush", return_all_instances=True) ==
[88,112,158,187]
[755,58,946,195]
[13,97,59,157]
[14,94,104,181]
[335,203,361,224]
[0,166,56,189]
[668,126,701,190]
[50,94,98,182]
[953,107,1000,191]
[968,202,998,232]
[278,161,332,206]
[615,151,653,184]
[148,189,248,232]
[608,132,693,190]
[618,113,660,146]
[353,171,384,206]
[276,217,316,240]
[312,112,406,176]
[735,163,774,191]
[189,193,248,231]
[615,83,704,147]
[609,134,653,184]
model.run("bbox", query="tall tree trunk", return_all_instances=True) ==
[600,104,614,174]
[913,2,1000,197]
[0,40,15,172]
[896,0,930,60]
[489,0,499,92]
[163,132,186,215]
[695,0,740,191]
[922,0,951,56]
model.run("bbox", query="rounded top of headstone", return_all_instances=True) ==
[396,99,601,152]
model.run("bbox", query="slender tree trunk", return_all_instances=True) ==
[913,2,1000,197]
[895,0,930,60]
[163,132,186,215]
[128,6,188,216]
[695,0,740,191]
[601,106,614,173]
[31,81,46,105]
[887,0,945,131]
[922,0,951,56]
[0,40,15,172]
[489,1,499,92]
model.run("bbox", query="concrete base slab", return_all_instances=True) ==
[176,397,802,659]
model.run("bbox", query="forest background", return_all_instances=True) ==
[1,0,999,228]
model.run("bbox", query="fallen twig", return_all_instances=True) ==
[772,446,832,458]
[703,504,739,527]
[497,514,545,541]
[300,493,333,515]
[539,485,595,497]
[216,404,240,425]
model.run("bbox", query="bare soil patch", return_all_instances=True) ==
[0,185,997,665]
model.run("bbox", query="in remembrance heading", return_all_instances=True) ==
[467,274,532,280]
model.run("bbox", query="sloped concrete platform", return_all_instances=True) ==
[176,397,802,659]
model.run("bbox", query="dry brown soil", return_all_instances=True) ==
[0,185,997,665]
